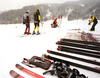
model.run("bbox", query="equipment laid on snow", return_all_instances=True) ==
[16,64,45,78]
[44,55,100,74]
[22,56,52,70]
[47,50,100,66]
[10,70,24,78]
[57,45,100,55]
[57,46,100,58]
[56,40,100,51]
[43,60,87,78]
[60,38,100,46]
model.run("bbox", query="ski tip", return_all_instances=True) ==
[57,48,61,51]
[56,41,60,44]
[44,55,48,58]
[58,46,61,48]
[10,70,14,74]
[47,50,51,53]
[15,64,20,67]
[60,38,64,41]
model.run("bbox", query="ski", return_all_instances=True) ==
[10,70,24,78]
[58,45,100,55]
[56,40,100,51]
[15,64,45,78]
[60,38,100,46]
[66,32,98,42]
[65,33,82,40]
[81,32,98,42]
[57,46,100,58]
[47,50,100,66]
[44,55,100,74]
[20,32,45,38]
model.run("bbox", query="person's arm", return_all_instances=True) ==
[89,16,95,24]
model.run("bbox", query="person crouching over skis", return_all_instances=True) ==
[33,9,40,35]
[88,16,98,31]
[23,12,31,34]
[53,18,58,27]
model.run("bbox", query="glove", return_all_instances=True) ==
[23,22,25,24]
[88,23,90,25]
[38,20,40,23]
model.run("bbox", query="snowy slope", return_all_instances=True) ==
[0,18,100,78]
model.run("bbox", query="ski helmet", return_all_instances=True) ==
[37,8,40,12]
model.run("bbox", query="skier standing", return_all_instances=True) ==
[33,9,40,35]
[88,16,98,31]
[23,12,31,34]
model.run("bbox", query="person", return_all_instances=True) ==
[33,8,40,35]
[88,16,98,31]
[51,18,58,28]
[53,18,58,27]
[23,12,31,34]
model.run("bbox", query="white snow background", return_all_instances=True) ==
[0,18,100,78]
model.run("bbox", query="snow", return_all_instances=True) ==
[0,18,100,78]
[79,4,85,7]
[48,4,51,7]
[46,9,51,17]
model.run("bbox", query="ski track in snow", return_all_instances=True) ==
[0,18,100,78]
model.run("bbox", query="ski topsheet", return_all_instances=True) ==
[57,46,100,58]
[15,64,45,78]
[60,38,100,46]
[56,40,100,51]
[58,45,100,56]
[10,70,24,78]
[47,50,100,66]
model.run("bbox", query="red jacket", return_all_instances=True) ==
[54,19,57,22]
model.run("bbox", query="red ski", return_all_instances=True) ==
[10,70,24,78]
[16,64,45,78]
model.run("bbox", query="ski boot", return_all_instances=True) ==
[37,31,40,35]
[27,32,31,35]
[89,29,95,31]
[32,31,36,35]
[24,32,27,34]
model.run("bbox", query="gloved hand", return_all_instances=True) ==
[38,20,40,23]
[23,22,25,24]
[88,23,90,25]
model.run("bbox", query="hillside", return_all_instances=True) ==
[0,0,100,24]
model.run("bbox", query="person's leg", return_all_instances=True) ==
[33,23,37,34]
[27,23,31,34]
[37,22,40,34]
[90,22,97,31]
[24,23,28,34]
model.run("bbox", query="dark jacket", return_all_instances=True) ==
[23,13,30,23]
[34,11,40,23]
[90,16,98,24]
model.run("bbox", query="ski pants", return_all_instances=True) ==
[25,23,30,33]
[33,22,40,31]
[90,22,98,31]
[25,23,30,29]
